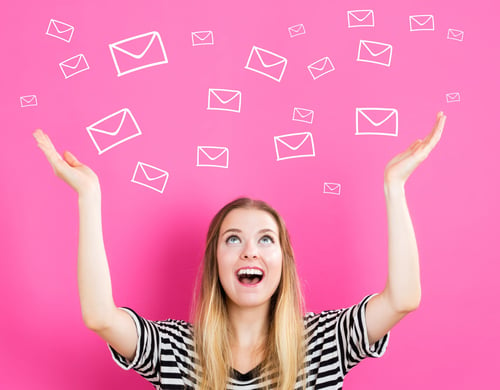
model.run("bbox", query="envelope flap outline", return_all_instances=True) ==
[21,95,36,103]
[449,29,464,36]
[253,47,286,68]
[209,89,241,104]
[275,132,312,150]
[361,41,392,57]
[198,146,228,160]
[325,183,340,191]
[139,163,168,181]
[349,10,373,22]
[111,32,160,59]
[51,19,73,33]
[410,15,433,26]
[309,57,329,71]
[88,109,129,136]
[193,31,212,40]
[289,24,304,32]
[294,108,313,118]
[358,109,397,126]
[447,93,459,98]
[62,55,83,69]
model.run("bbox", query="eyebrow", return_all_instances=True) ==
[221,228,278,236]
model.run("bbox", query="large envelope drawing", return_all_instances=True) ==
[207,89,242,112]
[323,182,341,195]
[131,162,169,193]
[86,108,142,154]
[307,57,335,80]
[245,46,288,82]
[274,132,315,161]
[356,108,398,136]
[197,146,229,168]
[192,31,214,46]
[447,29,464,41]
[409,15,435,31]
[288,24,306,38]
[46,19,74,42]
[446,92,461,103]
[59,54,90,79]
[292,107,314,124]
[20,95,37,107]
[347,10,375,28]
[109,31,168,77]
[357,40,392,67]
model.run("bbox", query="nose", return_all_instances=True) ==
[241,241,258,260]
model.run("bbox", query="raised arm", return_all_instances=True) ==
[365,112,447,344]
[33,129,137,360]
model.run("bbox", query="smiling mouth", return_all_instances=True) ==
[236,268,264,285]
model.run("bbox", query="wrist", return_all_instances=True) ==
[384,179,405,199]
[78,185,101,205]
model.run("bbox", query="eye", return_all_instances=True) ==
[259,235,275,245]
[226,235,241,244]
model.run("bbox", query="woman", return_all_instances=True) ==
[33,111,446,389]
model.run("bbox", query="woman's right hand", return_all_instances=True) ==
[33,129,100,196]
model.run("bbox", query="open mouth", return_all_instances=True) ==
[236,268,264,285]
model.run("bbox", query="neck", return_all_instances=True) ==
[227,302,270,349]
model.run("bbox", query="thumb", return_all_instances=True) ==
[63,150,83,167]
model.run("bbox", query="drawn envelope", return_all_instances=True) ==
[46,19,74,42]
[347,10,375,28]
[357,40,392,67]
[109,31,168,77]
[208,89,241,112]
[447,29,464,42]
[288,24,306,38]
[292,107,314,124]
[20,95,37,107]
[274,132,315,161]
[307,57,335,80]
[86,108,142,154]
[197,146,229,168]
[356,108,398,136]
[446,92,461,103]
[409,15,435,31]
[131,162,168,193]
[245,46,288,82]
[59,54,90,79]
[192,31,214,46]
[323,182,341,195]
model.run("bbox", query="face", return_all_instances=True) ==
[217,208,283,311]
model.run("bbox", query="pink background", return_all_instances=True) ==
[2,0,499,388]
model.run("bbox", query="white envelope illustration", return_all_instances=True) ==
[307,57,335,80]
[447,29,464,42]
[131,162,168,193]
[208,89,242,112]
[288,24,306,38]
[20,95,37,107]
[109,31,168,77]
[446,92,461,103]
[46,19,74,42]
[357,40,392,67]
[59,54,90,79]
[86,108,142,154]
[356,108,398,136]
[274,132,315,161]
[245,46,288,82]
[347,10,375,28]
[409,15,435,31]
[323,182,341,195]
[292,107,314,124]
[197,146,229,168]
[192,31,214,46]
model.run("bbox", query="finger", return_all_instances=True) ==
[33,129,66,168]
[63,150,83,168]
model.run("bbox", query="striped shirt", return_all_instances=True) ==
[109,295,389,389]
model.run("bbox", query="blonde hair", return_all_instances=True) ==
[193,198,306,389]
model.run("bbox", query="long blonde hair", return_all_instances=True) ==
[193,198,306,389]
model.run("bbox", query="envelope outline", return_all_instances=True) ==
[131,162,168,193]
[46,19,74,42]
[197,146,229,168]
[109,31,168,77]
[292,107,314,124]
[244,46,288,82]
[20,95,38,107]
[288,24,306,37]
[357,40,392,67]
[409,15,435,31]
[446,92,461,103]
[207,89,242,112]
[59,54,90,78]
[356,108,398,136]
[192,31,214,46]
[274,132,315,160]
[347,10,375,28]
[307,57,335,80]
[86,108,142,154]
[323,182,341,195]
[447,29,464,41]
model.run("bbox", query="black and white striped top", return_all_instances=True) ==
[109,295,389,389]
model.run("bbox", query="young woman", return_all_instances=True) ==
[33,111,446,389]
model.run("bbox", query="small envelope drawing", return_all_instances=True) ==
[192,31,214,46]
[356,108,398,136]
[245,46,288,82]
[109,31,168,77]
[288,24,306,38]
[207,89,242,112]
[307,57,335,80]
[274,132,315,161]
[347,10,375,28]
[409,15,435,31]
[323,182,341,195]
[86,108,142,154]
[292,107,314,124]
[46,19,74,42]
[446,92,461,103]
[357,40,392,67]
[59,54,90,79]
[20,95,37,107]
[197,146,229,168]
[447,28,464,42]
[131,162,169,193]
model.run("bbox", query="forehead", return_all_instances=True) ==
[220,208,279,233]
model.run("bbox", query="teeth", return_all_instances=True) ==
[237,268,263,277]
